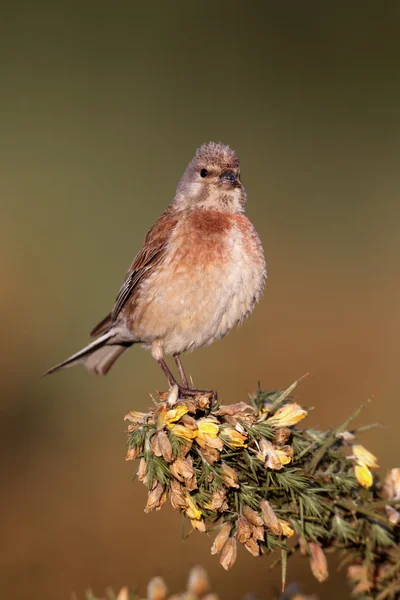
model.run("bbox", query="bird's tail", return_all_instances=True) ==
[43,331,132,376]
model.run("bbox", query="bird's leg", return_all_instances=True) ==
[157,358,179,387]
[173,354,217,400]
[178,386,218,402]
[173,354,189,388]
[157,356,217,402]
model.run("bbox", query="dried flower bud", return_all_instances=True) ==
[260,500,283,535]
[137,458,147,483]
[258,439,287,470]
[252,525,265,541]
[211,522,232,555]
[187,565,210,596]
[273,427,292,446]
[309,542,328,582]
[170,480,187,510]
[181,415,198,430]
[219,537,237,570]
[299,536,308,556]
[151,433,162,456]
[205,488,227,512]
[124,410,147,423]
[237,516,252,543]
[215,402,256,416]
[145,482,165,512]
[116,587,129,600]
[125,446,140,461]
[347,564,368,582]
[383,467,400,500]
[190,518,206,532]
[385,505,400,525]
[197,395,212,411]
[244,537,260,556]
[220,463,239,488]
[196,432,224,450]
[199,446,220,465]
[157,431,173,463]
[147,575,168,600]
[242,505,263,527]
[170,457,195,482]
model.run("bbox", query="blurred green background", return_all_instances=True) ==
[1,2,399,598]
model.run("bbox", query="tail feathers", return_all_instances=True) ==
[43,331,132,376]
[90,312,113,337]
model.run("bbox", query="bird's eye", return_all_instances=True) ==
[200,168,208,178]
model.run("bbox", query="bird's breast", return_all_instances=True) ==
[129,210,266,354]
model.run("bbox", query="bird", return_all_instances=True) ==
[44,142,266,397]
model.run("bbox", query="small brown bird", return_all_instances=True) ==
[45,142,266,395]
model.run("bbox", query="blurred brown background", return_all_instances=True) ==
[1,2,399,599]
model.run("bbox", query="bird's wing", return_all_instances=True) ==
[90,208,178,337]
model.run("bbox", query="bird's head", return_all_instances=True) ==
[173,142,247,213]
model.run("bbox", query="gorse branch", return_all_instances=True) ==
[125,379,400,599]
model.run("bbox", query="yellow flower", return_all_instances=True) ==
[220,427,248,448]
[185,494,202,520]
[266,403,307,428]
[352,445,379,468]
[169,423,197,439]
[351,444,379,489]
[279,519,294,537]
[197,417,220,437]
[355,464,373,488]
[190,518,206,532]
[164,405,189,427]
[275,448,292,465]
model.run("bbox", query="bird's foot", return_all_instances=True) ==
[178,386,218,401]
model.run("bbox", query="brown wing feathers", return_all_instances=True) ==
[89,209,178,337]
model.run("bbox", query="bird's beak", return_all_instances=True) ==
[220,170,239,186]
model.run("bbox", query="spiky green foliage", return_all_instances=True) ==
[125,379,400,599]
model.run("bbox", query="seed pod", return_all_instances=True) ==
[145,482,165,512]
[125,446,140,461]
[252,525,265,541]
[211,522,232,555]
[244,537,260,557]
[170,457,195,482]
[151,434,162,457]
[137,458,147,483]
[157,431,173,463]
[220,463,239,488]
[170,480,187,510]
[236,516,252,543]
[260,500,283,535]
[210,488,228,511]
[242,505,263,527]
[220,537,237,571]
[309,542,329,582]
[199,447,220,465]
